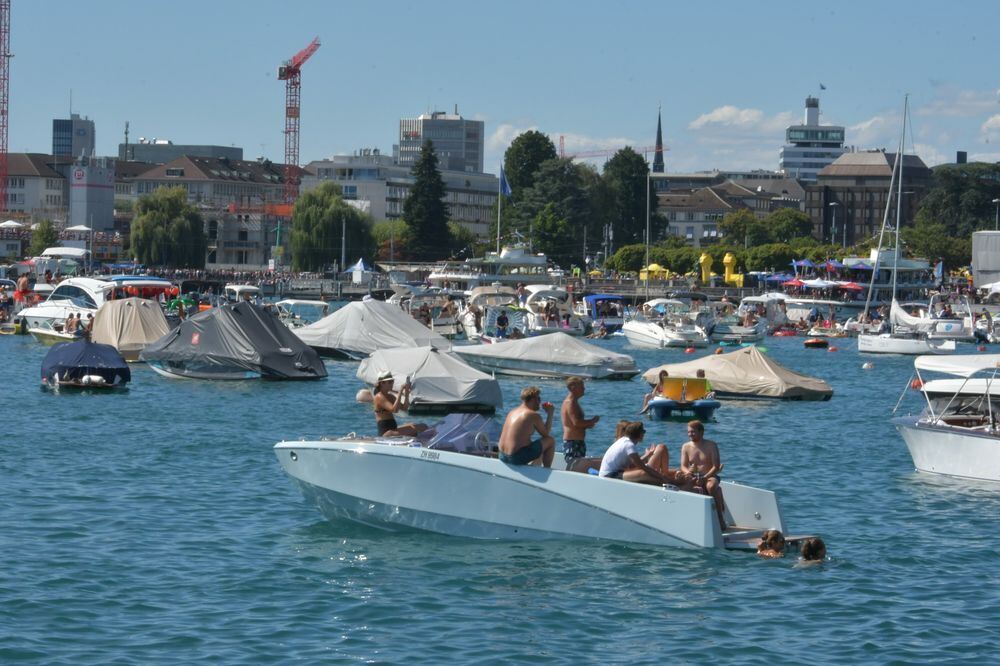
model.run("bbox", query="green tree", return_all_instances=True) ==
[719,209,771,247]
[902,219,970,272]
[503,130,557,194]
[372,220,410,261]
[766,208,814,242]
[403,140,451,260]
[602,147,654,246]
[916,163,1000,238]
[743,243,798,273]
[605,243,648,273]
[290,182,374,271]
[515,158,593,266]
[130,187,207,267]
[447,222,478,258]
[27,219,59,257]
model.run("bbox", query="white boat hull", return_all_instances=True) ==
[455,353,638,380]
[146,360,261,380]
[894,417,1000,482]
[857,334,956,355]
[622,320,709,348]
[275,438,786,549]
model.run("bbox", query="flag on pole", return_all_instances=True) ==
[499,166,512,197]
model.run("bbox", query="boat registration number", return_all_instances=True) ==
[420,451,440,461]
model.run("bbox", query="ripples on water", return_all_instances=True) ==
[2,324,999,662]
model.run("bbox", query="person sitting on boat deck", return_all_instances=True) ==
[508,326,525,340]
[799,537,827,563]
[598,421,689,487]
[680,419,727,528]
[467,302,483,332]
[372,371,428,438]
[639,369,669,414]
[561,376,600,471]
[495,310,510,338]
[757,529,786,559]
[416,303,432,326]
[695,368,715,398]
[587,323,608,339]
[497,386,555,467]
[440,295,458,318]
[543,300,558,325]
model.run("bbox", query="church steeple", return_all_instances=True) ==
[652,106,665,173]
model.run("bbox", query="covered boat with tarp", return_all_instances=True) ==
[357,347,502,415]
[140,302,327,380]
[452,332,638,380]
[91,297,171,362]
[41,339,131,390]
[642,345,833,401]
[295,300,451,359]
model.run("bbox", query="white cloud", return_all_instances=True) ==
[486,123,536,153]
[687,106,794,134]
[917,87,1000,118]
[969,151,1000,163]
[981,114,1000,143]
[848,113,900,149]
[913,142,949,167]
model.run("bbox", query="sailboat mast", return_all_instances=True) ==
[891,95,908,300]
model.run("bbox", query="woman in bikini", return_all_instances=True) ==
[372,371,428,437]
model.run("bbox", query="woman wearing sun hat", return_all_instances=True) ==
[372,370,428,437]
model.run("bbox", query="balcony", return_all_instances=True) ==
[222,240,260,249]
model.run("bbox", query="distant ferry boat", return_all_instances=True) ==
[427,245,559,292]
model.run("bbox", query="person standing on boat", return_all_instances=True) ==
[516,283,528,306]
[561,377,600,470]
[680,420,727,528]
[495,309,510,338]
[372,371,428,437]
[498,386,555,467]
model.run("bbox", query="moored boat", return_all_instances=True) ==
[452,331,639,380]
[41,339,131,390]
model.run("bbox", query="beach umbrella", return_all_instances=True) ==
[791,259,815,268]
[65,224,92,232]
[839,282,864,291]
[782,278,805,287]
[0,219,23,229]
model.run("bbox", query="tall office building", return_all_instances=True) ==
[52,113,96,158]
[778,97,846,182]
[397,109,484,173]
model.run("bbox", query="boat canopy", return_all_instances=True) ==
[295,300,451,357]
[453,332,636,373]
[642,345,833,400]
[41,340,130,385]
[583,293,624,305]
[141,302,327,379]
[357,347,502,414]
[91,297,171,355]
[914,353,1000,378]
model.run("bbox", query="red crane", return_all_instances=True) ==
[278,37,320,203]
[0,0,10,212]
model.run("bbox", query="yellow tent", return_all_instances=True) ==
[640,263,669,281]
[587,269,603,277]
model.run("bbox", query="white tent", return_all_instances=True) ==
[358,347,503,415]
[294,299,451,359]
[0,220,24,229]
[40,246,89,259]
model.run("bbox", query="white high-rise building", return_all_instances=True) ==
[778,97,846,182]
[396,109,484,173]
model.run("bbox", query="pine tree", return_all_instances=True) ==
[403,140,451,260]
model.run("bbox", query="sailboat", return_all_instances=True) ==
[857,96,955,356]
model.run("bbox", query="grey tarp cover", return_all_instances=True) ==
[642,345,833,400]
[357,347,502,413]
[452,332,637,376]
[295,300,451,358]
[140,302,327,379]
[91,297,171,355]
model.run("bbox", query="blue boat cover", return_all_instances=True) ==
[41,340,131,385]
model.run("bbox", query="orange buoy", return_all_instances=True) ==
[714,347,724,355]
[684,347,696,354]
[828,346,838,352]
[910,378,924,390]
[978,345,987,352]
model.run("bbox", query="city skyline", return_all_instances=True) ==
[9,1,1000,175]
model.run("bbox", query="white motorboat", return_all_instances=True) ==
[523,285,587,336]
[858,331,956,355]
[427,244,556,291]
[459,284,519,340]
[452,331,639,380]
[224,284,260,303]
[18,276,174,333]
[890,295,976,343]
[892,353,1000,482]
[574,294,626,333]
[274,299,330,329]
[274,414,792,549]
[622,299,710,348]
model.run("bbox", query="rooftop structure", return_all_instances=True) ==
[779,96,846,182]
[397,109,484,173]
[52,113,95,158]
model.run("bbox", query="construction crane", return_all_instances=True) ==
[0,0,10,213]
[558,135,668,162]
[278,36,320,204]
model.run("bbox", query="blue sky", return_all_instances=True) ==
[10,1,1000,174]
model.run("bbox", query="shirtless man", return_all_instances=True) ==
[498,386,555,467]
[560,377,600,470]
[679,419,726,528]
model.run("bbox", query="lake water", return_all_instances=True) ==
[2,317,999,663]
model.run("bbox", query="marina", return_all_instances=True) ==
[3,306,999,662]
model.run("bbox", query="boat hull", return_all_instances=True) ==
[858,334,956,355]
[622,321,708,348]
[275,439,786,549]
[146,360,261,380]
[893,416,1000,482]
[455,353,638,381]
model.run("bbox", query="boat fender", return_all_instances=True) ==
[978,345,987,352]
[862,362,874,370]
[714,347,723,355]
[910,378,923,390]
[684,347,695,354]
[828,346,838,352]
[82,375,107,385]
